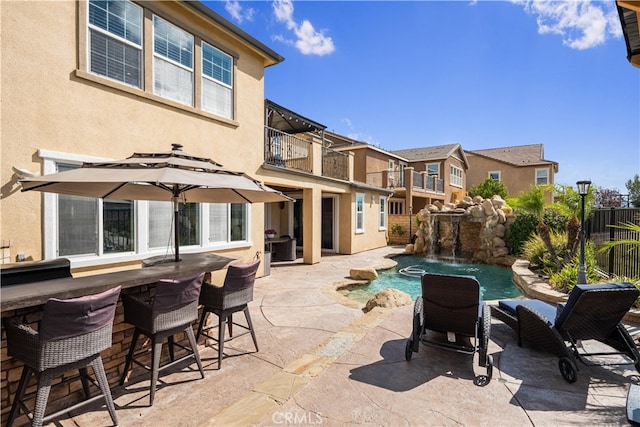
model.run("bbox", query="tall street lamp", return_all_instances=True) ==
[576,180,591,284]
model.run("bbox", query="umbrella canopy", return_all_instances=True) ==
[20,144,292,262]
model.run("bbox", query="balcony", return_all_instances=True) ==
[264,126,350,181]
[412,171,444,193]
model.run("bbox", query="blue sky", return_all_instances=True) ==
[203,0,639,193]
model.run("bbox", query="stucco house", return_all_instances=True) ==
[0,1,389,275]
[390,144,470,211]
[465,144,558,202]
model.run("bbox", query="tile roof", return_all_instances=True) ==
[465,144,557,167]
[390,144,461,161]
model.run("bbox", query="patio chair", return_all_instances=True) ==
[119,273,205,405]
[3,286,121,427]
[196,260,260,368]
[272,235,297,261]
[405,272,493,386]
[492,282,640,383]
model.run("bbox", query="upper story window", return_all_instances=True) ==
[88,0,143,88]
[489,171,501,181]
[153,15,194,106]
[450,165,463,187]
[202,42,233,119]
[84,0,236,121]
[427,163,440,177]
[536,168,549,185]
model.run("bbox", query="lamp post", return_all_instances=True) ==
[576,180,591,284]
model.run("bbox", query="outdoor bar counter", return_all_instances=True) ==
[0,253,234,423]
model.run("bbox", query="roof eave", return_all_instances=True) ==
[182,1,285,68]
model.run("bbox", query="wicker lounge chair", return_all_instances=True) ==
[3,286,121,427]
[196,260,260,368]
[120,273,205,405]
[405,272,493,386]
[492,282,640,383]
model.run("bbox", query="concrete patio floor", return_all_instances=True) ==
[58,246,639,426]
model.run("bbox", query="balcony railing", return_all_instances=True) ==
[413,171,444,193]
[365,171,404,189]
[322,148,349,181]
[264,126,312,173]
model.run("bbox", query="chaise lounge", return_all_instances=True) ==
[492,282,640,383]
[405,272,493,386]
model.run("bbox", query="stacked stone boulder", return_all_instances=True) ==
[405,195,514,266]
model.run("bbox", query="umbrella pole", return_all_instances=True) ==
[173,196,180,262]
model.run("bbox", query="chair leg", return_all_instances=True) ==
[185,326,205,379]
[90,356,118,426]
[120,329,140,385]
[196,310,210,342]
[149,337,163,406]
[244,306,259,352]
[32,372,54,427]
[79,367,92,399]
[218,315,227,368]
[168,335,175,362]
[228,313,233,337]
[6,366,31,427]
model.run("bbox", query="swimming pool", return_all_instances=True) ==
[354,255,522,301]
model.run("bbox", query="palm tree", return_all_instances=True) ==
[551,184,594,261]
[508,185,562,269]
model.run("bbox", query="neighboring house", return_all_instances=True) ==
[391,144,470,211]
[617,1,640,68]
[0,1,389,275]
[262,102,392,262]
[465,144,558,202]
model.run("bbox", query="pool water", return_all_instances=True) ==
[361,255,522,301]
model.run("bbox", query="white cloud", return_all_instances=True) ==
[224,0,255,24]
[272,0,335,56]
[512,0,621,50]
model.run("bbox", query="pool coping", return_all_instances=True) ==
[328,254,640,323]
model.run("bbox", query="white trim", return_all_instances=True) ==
[379,196,388,231]
[355,192,365,234]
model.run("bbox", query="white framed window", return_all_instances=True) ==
[489,171,501,182]
[88,0,143,88]
[450,165,463,188]
[536,168,549,185]
[427,163,440,177]
[355,193,365,233]
[202,42,233,119]
[153,15,194,106]
[379,196,387,230]
[40,150,251,267]
[398,163,406,187]
[389,200,404,215]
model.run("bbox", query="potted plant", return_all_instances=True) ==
[265,229,276,239]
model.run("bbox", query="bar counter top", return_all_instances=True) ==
[1,253,234,313]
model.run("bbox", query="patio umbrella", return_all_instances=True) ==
[20,144,292,262]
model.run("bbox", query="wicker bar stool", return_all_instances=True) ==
[119,273,205,406]
[196,260,260,368]
[3,286,121,427]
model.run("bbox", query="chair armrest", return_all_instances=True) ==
[122,293,152,327]
[3,317,39,367]
[516,305,570,358]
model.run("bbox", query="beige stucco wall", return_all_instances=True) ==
[466,153,555,202]
[1,1,271,273]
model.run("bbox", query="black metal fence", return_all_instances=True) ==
[587,208,640,279]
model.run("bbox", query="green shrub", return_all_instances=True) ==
[522,231,569,273]
[542,209,568,233]
[390,223,405,236]
[548,242,599,293]
[506,213,538,255]
[468,178,508,199]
